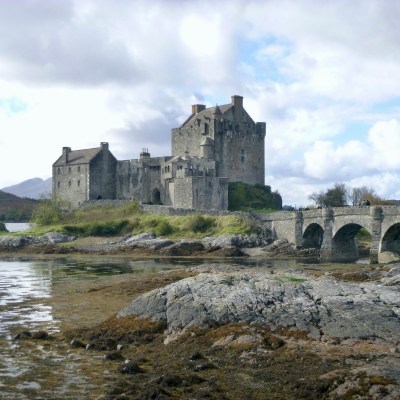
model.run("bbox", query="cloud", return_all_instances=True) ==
[1,0,400,205]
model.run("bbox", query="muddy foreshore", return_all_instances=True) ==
[2,234,400,399]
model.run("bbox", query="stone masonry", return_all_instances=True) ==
[53,95,266,210]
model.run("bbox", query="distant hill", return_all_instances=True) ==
[1,177,51,199]
[0,190,38,222]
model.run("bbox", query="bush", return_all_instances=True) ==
[228,182,282,211]
[154,219,174,236]
[184,214,216,233]
[62,220,131,237]
[31,199,64,226]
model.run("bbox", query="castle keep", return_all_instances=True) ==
[53,95,266,210]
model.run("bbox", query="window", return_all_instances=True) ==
[241,156,245,163]
[77,180,80,187]
[58,167,60,174]
[78,166,81,173]
[57,182,60,188]
[68,181,71,187]
[68,167,71,173]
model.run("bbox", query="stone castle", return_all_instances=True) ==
[52,95,266,210]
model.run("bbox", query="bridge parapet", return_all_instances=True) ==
[260,206,400,263]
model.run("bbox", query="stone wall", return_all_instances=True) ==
[53,163,89,208]
[89,148,117,201]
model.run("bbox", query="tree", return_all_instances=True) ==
[309,183,348,207]
[30,197,66,226]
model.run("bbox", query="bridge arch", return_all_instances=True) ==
[302,223,324,248]
[381,223,400,255]
[332,223,371,262]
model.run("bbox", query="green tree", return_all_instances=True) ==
[309,183,348,207]
[30,197,66,225]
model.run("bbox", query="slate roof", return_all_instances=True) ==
[181,103,233,127]
[53,147,102,166]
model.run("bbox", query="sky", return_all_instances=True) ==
[1,0,400,206]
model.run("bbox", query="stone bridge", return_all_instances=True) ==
[256,206,400,263]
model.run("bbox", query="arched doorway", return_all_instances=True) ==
[152,189,161,205]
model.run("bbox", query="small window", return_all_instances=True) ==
[58,167,60,174]
[68,181,71,187]
[77,180,80,187]
[68,167,71,173]
[241,156,245,163]
[78,166,81,173]
[57,181,60,188]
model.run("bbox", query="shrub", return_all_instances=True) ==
[184,214,216,233]
[62,220,131,237]
[154,219,174,236]
[31,198,65,226]
[228,182,282,211]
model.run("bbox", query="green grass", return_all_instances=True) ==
[23,201,258,239]
[286,276,307,283]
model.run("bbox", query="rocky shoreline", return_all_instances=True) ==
[0,231,318,259]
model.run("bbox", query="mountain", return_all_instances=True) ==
[0,190,37,222]
[1,178,52,199]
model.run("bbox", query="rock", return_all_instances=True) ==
[0,222,8,232]
[203,234,271,249]
[207,246,248,257]
[13,331,32,340]
[40,232,76,244]
[0,236,27,249]
[119,360,143,374]
[103,351,124,361]
[193,363,215,372]
[70,338,86,348]
[31,330,49,340]
[118,271,400,343]
[162,241,204,256]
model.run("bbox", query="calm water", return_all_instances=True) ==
[0,257,200,399]
[4,223,31,233]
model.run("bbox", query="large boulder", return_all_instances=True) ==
[118,270,400,343]
[0,236,26,249]
[203,234,271,249]
[162,241,205,256]
[0,222,8,232]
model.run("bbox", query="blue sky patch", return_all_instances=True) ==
[0,97,28,114]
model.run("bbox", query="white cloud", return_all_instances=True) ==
[0,0,400,205]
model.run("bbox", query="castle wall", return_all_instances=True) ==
[171,99,266,185]
[216,110,266,185]
[116,158,167,205]
[88,148,117,200]
[170,177,228,210]
[52,163,89,208]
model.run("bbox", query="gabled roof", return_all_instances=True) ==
[181,103,233,127]
[53,147,102,166]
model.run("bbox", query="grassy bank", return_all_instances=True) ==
[23,201,259,240]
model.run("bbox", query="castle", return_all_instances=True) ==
[52,95,266,210]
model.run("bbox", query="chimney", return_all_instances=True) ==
[62,146,71,162]
[191,104,206,114]
[231,95,243,120]
[101,142,109,150]
[140,148,150,159]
